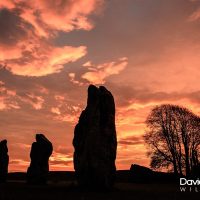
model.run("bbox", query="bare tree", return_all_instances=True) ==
[144,104,200,176]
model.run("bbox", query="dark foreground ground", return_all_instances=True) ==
[0,171,199,200]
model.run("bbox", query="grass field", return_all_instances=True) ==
[0,171,198,200]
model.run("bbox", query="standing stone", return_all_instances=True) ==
[0,140,9,183]
[73,85,117,189]
[27,134,53,184]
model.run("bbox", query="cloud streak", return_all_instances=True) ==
[0,81,19,110]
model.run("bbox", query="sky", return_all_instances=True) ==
[1,0,200,172]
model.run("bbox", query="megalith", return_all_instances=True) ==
[27,134,53,184]
[0,140,9,183]
[73,85,117,189]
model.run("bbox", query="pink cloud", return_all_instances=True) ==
[19,93,45,110]
[0,1,15,9]
[51,106,80,123]
[0,45,23,61]
[27,0,103,33]
[50,95,82,123]
[36,85,49,95]
[0,0,104,37]
[0,81,48,110]
[0,0,103,76]
[51,107,61,115]
[68,73,84,86]
[0,81,20,110]
[54,95,65,101]
[188,7,200,21]
[4,44,87,76]
[49,151,73,170]
[81,57,128,84]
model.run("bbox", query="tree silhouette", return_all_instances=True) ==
[144,104,200,176]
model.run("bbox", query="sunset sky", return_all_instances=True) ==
[1,0,200,172]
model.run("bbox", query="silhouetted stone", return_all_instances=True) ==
[0,140,9,183]
[130,164,154,183]
[27,134,53,184]
[73,85,117,189]
[130,164,179,183]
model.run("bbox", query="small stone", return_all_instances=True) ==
[27,134,53,184]
[0,140,9,183]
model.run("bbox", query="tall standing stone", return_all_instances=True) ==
[73,85,117,189]
[0,140,9,183]
[27,134,53,184]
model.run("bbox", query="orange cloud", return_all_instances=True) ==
[51,106,80,124]
[50,95,82,124]
[188,7,200,21]
[0,81,20,110]
[9,159,30,172]
[0,45,22,61]
[112,84,200,169]
[26,0,103,34]
[81,57,128,84]
[51,107,61,115]
[0,0,104,37]
[0,81,48,110]
[50,151,73,171]
[4,44,87,76]
[0,1,15,9]
[68,73,84,86]
[0,0,104,76]
[116,144,149,169]
[19,93,45,110]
